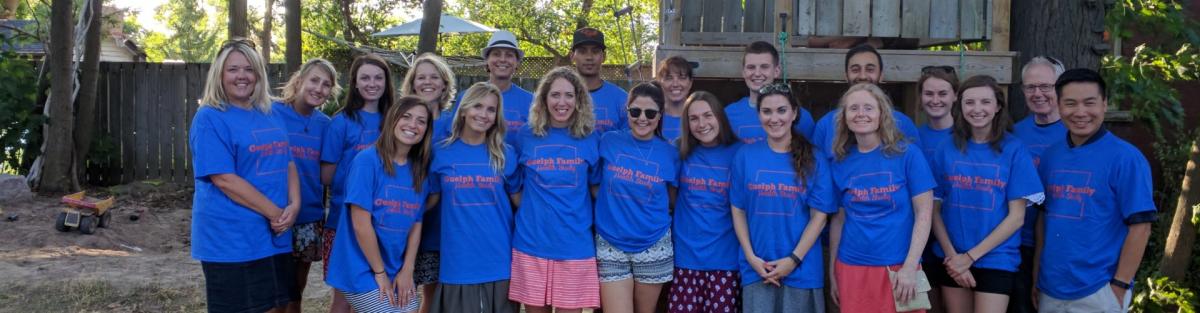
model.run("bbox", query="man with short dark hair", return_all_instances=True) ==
[1035,68,1155,313]
[809,44,921,154]
[570,27,628,133]
[723,41,816,144]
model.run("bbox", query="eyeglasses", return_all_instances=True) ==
[1023,84,1054,93]
[628,107,660,119]
[221,37,257,50]
[921,65,956,74]
[757,83,791,96]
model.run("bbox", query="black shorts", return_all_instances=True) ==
[201,253,296,313]
[925,261,1015,295]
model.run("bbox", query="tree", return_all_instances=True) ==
[229,0,247,38]
[38,0,76,191]
[444,0,657,65]
[259,0,275,62]
[74,0,103,187]
[284,0,300,72]
[416,0,442,54]
[150,0,219,62]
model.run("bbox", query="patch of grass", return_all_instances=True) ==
[0,280,206,313]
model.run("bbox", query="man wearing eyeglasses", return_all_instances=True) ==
[723,41,816,145]
[809,44,921,156]
[1009,55,1067,313]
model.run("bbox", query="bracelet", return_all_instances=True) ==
[964,252,977,262]
[373,269,385,275]
[1109,278,1132,289]
[788,253,803,265]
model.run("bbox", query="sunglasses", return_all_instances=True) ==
[221,37,257,50]
[921,65,956,74]
[628,107,660,119]
[757,83,791,96]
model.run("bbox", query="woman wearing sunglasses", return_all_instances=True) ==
[729,83,835,312]
[593,82,681,313]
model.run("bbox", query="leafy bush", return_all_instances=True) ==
[0,36,42,175]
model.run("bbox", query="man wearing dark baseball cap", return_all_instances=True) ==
[570,27,628,133]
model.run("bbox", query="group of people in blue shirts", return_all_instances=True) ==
[188,26,1156,313]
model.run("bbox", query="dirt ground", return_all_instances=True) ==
[0,182,332,313]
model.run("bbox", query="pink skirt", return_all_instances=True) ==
[835,260,927,313]
[508,249,601,309]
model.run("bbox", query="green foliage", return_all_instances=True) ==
[0,36,43,175]
[1133,276,1197,313]
[444,0,658,65]
[1103,0,1198,142]
[148,0,221,62]
[299,0,408,70]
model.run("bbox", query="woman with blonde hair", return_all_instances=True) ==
[828,83,936,313]
[398,52,457,313]
[271,58,341,313]
[427,82,521,312]
[189,38,300,313]
[326,96,434,313]
[320,53,398,313]
[508,66,602,313]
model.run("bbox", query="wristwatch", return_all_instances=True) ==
[1109,278,1131,289]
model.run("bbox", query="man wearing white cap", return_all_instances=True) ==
[453,30,535,137]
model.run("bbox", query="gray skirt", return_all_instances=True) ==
[429,280,518,313]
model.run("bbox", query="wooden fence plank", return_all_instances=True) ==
[796,0,817,36]
[990,0,1010,51]
[816,0,843,36]
[900,0,931,38]
[701,0,723,32]
[682,0,702,32]
[120,63,136,183]
[929,0,958,38]
[872,0,901,37]
[168,63,188,184]
[680,32,778,46]
[842,0,870,36]
[661,0,683,46]
[961,0,986,39]
[764,0,777,34]
[134,63,151,181]
[722,0,744,32]
[744,0,765,32]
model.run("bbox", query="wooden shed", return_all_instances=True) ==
[656,0,1016,83]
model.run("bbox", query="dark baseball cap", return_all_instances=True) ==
[571,27,606,50]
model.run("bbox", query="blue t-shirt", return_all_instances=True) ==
[430,140,520,284]
[674,143,743,271]
[831,144,936,266]
[595,130,680,252]
[1012,116,1066,247]
[320,110,382,230]
[929,136,1043,272]
[730,143,837,288]
[325,147,428,293]
[590,81,629,133]
[189,105,292,262]
[1037,130,1156,300]
[271,102,331,224]
[662,114,682,143]
[812,109,921,156]
[917,124,952,163]
[511,126,601,260]
[420,111,455,252]
[723,96,816,145]
[452,84,535,136]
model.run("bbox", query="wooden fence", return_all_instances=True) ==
[674,0,997,46]
[85,62,646,186]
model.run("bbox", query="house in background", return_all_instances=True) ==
[1,6,146,62]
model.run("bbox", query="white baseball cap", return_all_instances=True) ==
[481,30,524,59]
